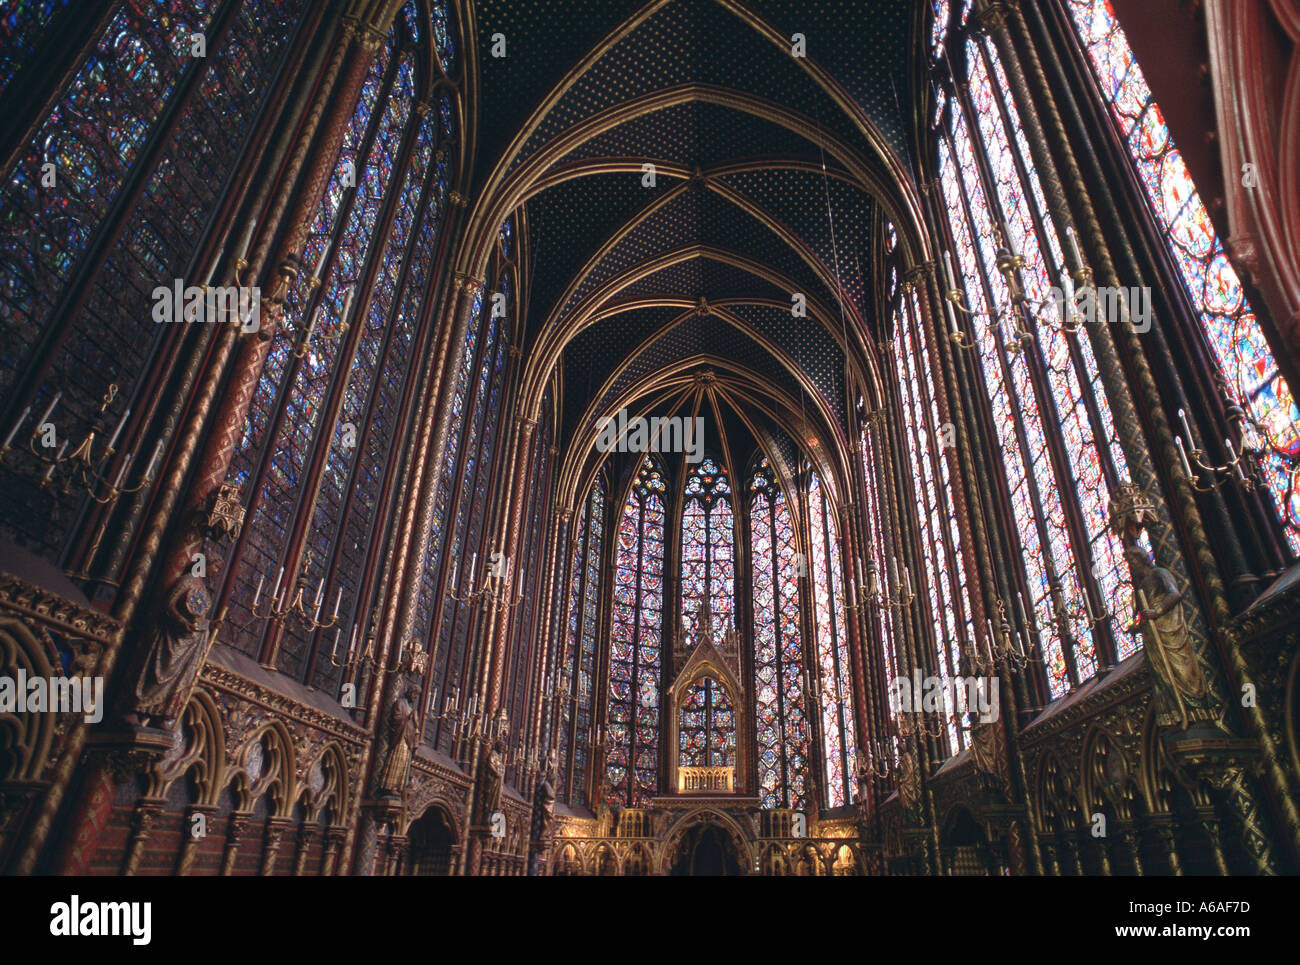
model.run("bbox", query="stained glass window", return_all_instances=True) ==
[226,24,414,671]
[506,403,553,784]
[605,456,667,807]
[557,475,605,807]
[431,236,515,753]
[807,471,856,807]
[1067,0,1300,550]
[749,459,808,809]
[679,676,735,767]
[204,9,465,704]
[930,0,950,56]
[680,457,734,639]
[0,0,71,92]
[0,0,305,559]
[889,236,975,752]
[934,30,1136,700]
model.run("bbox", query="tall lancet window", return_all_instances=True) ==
[749,458,808,810]
[556,475,604,807]
[859,415,900,704]
[606,457,666,807]
[1067,0,1300,550]
[428,217,515,753]
[680,458,735,638]
[932,14,1136,699]
[220,4,459,692]
[807,471,856,808]
[0,0,306,558]
[889,236,975,753]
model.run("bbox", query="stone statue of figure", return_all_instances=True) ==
[476,738,506,825]
[897,745,921,812]
[529,750,558,875]
[376,679,420,798]
[854,761,872,824]
[124,560,220,728]
[694,596,714,643]
[1123,544,1217,730]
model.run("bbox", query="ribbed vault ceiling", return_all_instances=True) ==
[460,0,927,496]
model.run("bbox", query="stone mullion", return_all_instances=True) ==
[536,510,571,762]
[794,478,825,820]
[525,502,567,792]
[836,503,872,813]
[1,0,245,442]
[845,441,887,804]
[939,105,1078,697]
[904,274,977,681]
[481,416,539,715]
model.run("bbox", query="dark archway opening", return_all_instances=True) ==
[670,824,743,876]
[407,807,454,876]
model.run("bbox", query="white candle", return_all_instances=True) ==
[113,454,130,490]
[253,574,265,607]
[346,625,358,662]
[314,577,325,609]
[238,217,258,262]
[3,404,30,448]
[987,617,996,648]
[469,551,477,591]
[145,438,164,480]
[332,587,342,619]
[1227,437,1247,480]
[943,251,956,291]
[1177,408,1196,448]
[37,391,61,428]
[1064,225,1082,268]
[889,555,899,591]
[204,246,225,287]
[312,239,332,281]
[331,627,341,659]
[106,407,129,452]
[902,565,912,596]
[1016,591,1029,629]
[1175,435,1195,479]
[341,285,354,322]
[44,439,68,481]
[271,565,285,603]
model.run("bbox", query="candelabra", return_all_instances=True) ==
[225,216,349,355]
[939,226,1100,352]
[1172,403,1259,494]
[249,550,343,632]
[864,735,899,779]
[0,383,164,501]
[986,603,1037,672]
[448,550,525,610]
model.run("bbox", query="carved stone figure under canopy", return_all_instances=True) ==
[376,679,421,798]
[475,738,506,825]
[1123,544,1218,730]
[123,562,219,728]
[528,751,558,874]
